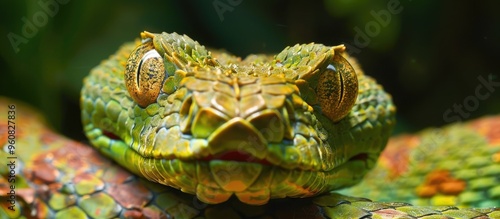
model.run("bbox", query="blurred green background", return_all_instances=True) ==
[1,0,499,141]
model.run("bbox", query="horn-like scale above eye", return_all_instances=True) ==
[125,40,166,107]
[317,53,358,122]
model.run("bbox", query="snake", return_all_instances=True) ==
[1,31,499,218]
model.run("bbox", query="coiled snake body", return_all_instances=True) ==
[0,32,499,218]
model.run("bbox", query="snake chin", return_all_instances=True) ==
[94,127,375,206]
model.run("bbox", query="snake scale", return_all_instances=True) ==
[1,32,499,218]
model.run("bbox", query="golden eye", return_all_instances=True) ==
[125,41,166,107]
[316,52,358,122]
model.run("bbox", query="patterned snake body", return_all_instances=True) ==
[1,32,499,218]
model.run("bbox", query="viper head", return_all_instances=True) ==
[81,31,396,205]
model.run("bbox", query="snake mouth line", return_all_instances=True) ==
[201,151,371,169]
[348,153,369,162]
[103,129,372,173]
[200,151,273,165]
[103,130,274,165]
[103,131,120,141]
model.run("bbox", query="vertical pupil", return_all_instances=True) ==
[338,71,344,105]
[137,59,145,86]
[136,49,161,87]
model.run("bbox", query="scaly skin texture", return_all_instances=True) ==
[341,115,500,208]
[1,31,499,218]
[1,98,500,218]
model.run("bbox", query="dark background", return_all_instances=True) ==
[1,0,499,140]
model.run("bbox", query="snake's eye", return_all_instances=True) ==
[125,41,166,107]
[316,53,358,122]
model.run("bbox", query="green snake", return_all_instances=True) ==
[1,31,499,218]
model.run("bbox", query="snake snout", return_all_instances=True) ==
[205,117,271,161]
